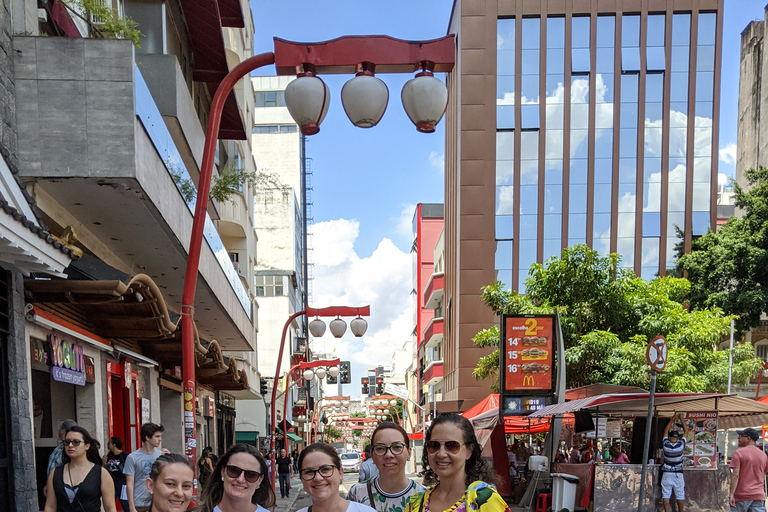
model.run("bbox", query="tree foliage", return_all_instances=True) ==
[472,244,763,392]
[677,166,768,332]
[62,0,141,46]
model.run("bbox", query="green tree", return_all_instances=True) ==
[324,425,341,441]
[472,245,763,392]
[677,166,768,332]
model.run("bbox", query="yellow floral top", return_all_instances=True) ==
[404,481,510,512]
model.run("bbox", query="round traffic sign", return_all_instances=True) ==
[645,335,667,372]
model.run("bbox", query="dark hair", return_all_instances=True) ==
[59,419,77,434]
[148,453,194,509]
[297,443,341,471]
[195,443,275,512]
[109,437,123,450]
[140,422,165,443]
[62,426,103,466]
[420,413,495,487]
[371,421,410,448]
[364,444,373,456]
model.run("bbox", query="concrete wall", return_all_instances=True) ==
[160,388,184,454]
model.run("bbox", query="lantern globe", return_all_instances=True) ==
[329,318,347,338]
[401,74,448,133]
[285,75,331,135]
[341,74,389,128]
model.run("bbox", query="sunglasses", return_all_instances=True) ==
[425,440,467,454]
[63,440,83,447]
[225,465,262,483]
[373,442,406,456]
[299,464,336,481]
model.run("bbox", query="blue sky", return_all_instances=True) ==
[249,0,760,398]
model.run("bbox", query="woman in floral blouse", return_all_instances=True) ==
[349,422,425,512]
[404,414,510,512]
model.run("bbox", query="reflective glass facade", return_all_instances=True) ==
[495,10,718,290]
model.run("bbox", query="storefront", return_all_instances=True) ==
[216,392,236,455]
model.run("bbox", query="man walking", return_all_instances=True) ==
[358,444,379,482]
[276,448,293,498]
[661,412,690,512]
[124,423,165,512]
[729,428,768,512]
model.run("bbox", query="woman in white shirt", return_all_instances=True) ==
[296,443,376,512]
[349,422,425,512]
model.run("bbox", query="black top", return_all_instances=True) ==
[276,456,292,474]
[104,451,128,494]
[52,463,103,512]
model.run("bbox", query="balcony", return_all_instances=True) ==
[423,316,444,348]
[218,192,248,238]
[423,360,444,386]
[13,37,253,350]
[423,272,444,309]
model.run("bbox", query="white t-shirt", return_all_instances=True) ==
[297,501,377,512]
[214,505,270,512]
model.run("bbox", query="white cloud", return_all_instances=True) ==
[719,143,737,166]
[309,219,413,397]
[395,204,415,240]
[429,151,444,171]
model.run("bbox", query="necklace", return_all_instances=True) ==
[424,488,467,512]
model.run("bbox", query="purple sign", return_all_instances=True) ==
[52,366,86,386]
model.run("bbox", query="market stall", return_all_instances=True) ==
[528,392,768,512]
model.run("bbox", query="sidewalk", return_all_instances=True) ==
[273,474,310,512]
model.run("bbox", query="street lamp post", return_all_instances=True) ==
[180,35,454,496]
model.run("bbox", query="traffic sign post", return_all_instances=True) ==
[638,335,666,512]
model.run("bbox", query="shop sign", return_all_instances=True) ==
[48,333,87,386]
[84,356,95,383]
[503,316,554,391]
[606,420,621,438]
[679,411,718,469]
[597,417,607,437]
[217,392,235,409]
[124,361,132,388]
[141,398,151,425]
[30,337,51,370]
[503,396,550,414]
[762,425,768,442]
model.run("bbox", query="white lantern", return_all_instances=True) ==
[328,366,340,379]
[285,73,331,135]
[343,400,350,407]
[341,65,389,128]
[303,369,315,381]
[309,318,326,337]
[350,316,368,337]
[334,400,342,407]
[401,68,448,133]
[315,368,327,380]
[329,317,347,338]
[390,400,398,407]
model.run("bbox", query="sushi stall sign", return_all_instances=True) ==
[500,315,556,415]
[680,411,718,469]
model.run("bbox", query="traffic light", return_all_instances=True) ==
[326,372,337,384]
[339,361,351,384]
[361,377,369,394]
[376,377,384,394]
[259,378,268,396]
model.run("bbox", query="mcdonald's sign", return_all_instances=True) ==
[522,375,536,387]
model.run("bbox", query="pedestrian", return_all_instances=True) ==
[507,444,518,482]
[515,442,530,477]
[358,444,379,482]
[44,425,116,512]
[569,444,581,464]
[103,437,129,512]
[661,413,690,512]
[296,443,375,512]
[145,453,194,512]
[349,422,425,512]
[404,413,511,512]
[276,448,293,498]
[194,443,275,512]
[124,422,165,512]
[558,440,570,463]
[197,447,214,490]
[729,427,768,512]
[610,443,629,464]
[45,419,78,497]
[292,448,299,472]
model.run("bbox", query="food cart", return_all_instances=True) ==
[528,392,768,512]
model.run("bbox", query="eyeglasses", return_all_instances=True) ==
[225,465,262,483]
[425,440,466,454]
[373,442,406,456]
[299,464,336,481]
[63,440,83,447]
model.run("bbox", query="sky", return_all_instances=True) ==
[250,0,762,399]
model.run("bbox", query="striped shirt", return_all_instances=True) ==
[662,437,686,472]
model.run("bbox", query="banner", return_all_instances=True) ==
[679,411,718,469]
[503,316,554,391]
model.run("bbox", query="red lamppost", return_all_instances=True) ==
[180,34,455,498]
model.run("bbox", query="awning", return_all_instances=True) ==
[276,430,303,443]
[235,431,259,444]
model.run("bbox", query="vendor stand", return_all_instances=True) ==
[528,392,768,512]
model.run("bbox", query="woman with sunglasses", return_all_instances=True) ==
[44,426,117,512]
[349,422,425,512]
[405,414,509,512]
[194,443,275,512]
[145,453,195,512]
[296,443,376,512]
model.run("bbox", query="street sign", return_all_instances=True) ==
[383,383,409,400]
[645,335,668,372]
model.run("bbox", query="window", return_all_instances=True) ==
[255,275,286,297]
[252,125,298,134]
[254,91,286,107]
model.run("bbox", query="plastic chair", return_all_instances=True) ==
[535,492,552,512]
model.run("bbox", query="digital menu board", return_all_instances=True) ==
[503,316,554,391]
[504,396,551,415]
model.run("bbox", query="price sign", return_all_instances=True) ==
[645,335,668,372]
[503,316,554,391]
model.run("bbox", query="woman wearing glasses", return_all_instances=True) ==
[195,443,275,512]
[296,443,375,512]
[44,426,117,512]
[405,414,509,512]
[349,422,425,512]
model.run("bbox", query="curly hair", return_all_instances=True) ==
[194,443,275,512]
[420,413,496,487]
